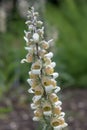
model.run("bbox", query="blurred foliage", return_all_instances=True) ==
[0,12,30,97]
[45,0,87,87]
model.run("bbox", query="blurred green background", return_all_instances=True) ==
[0,0,87,130]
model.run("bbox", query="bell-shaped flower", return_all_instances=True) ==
[31,61,42,75]
[52,72,59,79]
[26,53,33,63]
[54,86,61,93]
[42,102,52,116]
[33,108,43,121]
[44,65,54,75]
[51,117,68,130]
[53,106,62,115]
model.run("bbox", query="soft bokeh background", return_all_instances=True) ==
[0,0,87,130]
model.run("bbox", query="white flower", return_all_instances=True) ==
[43,111,52,116]
[24,36,28,43]
[53,125,62,130]
[32,95,42,102]
[45,85,54,93]
[44,52,53,59]
[33,117,40,121]
[52,72,59,79]
[24,47,33,53]
[54,100,62,106]
[59,112,65,118]
[25,20,31,24]
[62,123,68,128]
[37,27,44,37]
[21,59,27,63]
[48,39,53,44]
[37,21,43,25]
[33,33,39,42]
[28,88,34,93]
[31,103,37,109]
[24,30,31,38]
[54,86,61,93]
[31,69,41,75]
[41,40,49,49]
[29,25,33,30]
[50,62,56,68]
[34,12,39,16]
[27,79,33,86]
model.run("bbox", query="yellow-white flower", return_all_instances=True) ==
[42,102,52,116]
[34,85,44,96]
[53,106,62,115]
[33,108,43,121]
[44,57,52,65]
[31,100,40,110]
[38,49,47,58]
[42,77,56,93]
[51,117,68,130]
[26,53,33,63]
[31,61,41,75]
[44,65,54,75]
[49,93,59,103]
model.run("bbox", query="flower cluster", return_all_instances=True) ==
[21,7,67,130]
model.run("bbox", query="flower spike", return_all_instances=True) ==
[21,7,68,130]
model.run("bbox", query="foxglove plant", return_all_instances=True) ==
[21,7,68,130]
